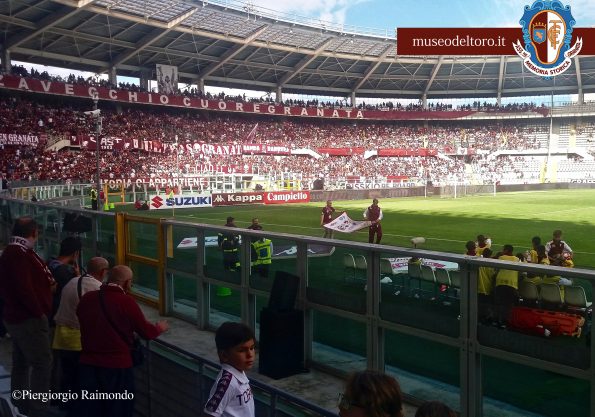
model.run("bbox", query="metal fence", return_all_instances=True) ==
[1,195,594,417]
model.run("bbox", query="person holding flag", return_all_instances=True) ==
[321,200,336,239]
[364,198,383,244]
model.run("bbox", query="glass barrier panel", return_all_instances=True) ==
[171,273,197,321]
[307,245,366,314]
[312,310,366,372]
[380,254,461,338]
[385,329,460,410]
[128,221,158,259]
[204,227,241,285]
[478,269,590,370]
[250,236,297,293]
[254,294,269,341]
[97,215,116,261]
[167,224,199,275]
[129,260,159,301]
[208,283,240,329]
[482,356,589,417]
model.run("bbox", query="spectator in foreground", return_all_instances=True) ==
[77,265,169,417]
[338,370,403,417]
[0,217,56,417]
[415,401,457,417]
[204,322,256,417]
[52,257,109,400]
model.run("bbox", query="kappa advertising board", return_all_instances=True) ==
[149,194,212,210]
[212,192,264,206]
[263,191,310,205]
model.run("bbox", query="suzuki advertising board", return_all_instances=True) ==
[149,194,212,210]
[263,191,310,205]
[212,192,264,206]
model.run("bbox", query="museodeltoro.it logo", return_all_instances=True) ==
[513,0,582,77]
[151,196,163,208]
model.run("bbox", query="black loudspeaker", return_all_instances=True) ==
[258,307,304,379]
[268,271,299,312]
[63,213,92,233]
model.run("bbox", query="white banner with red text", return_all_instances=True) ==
[0,132,45,146]
[323,212,371,233]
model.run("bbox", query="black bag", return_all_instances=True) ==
[130,337,145,367]
[99,287,145,367]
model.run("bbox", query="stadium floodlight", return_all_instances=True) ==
[90,97,102,212]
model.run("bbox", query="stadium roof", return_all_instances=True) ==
[1,0,595,99]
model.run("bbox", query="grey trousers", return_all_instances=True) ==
[5,316,52,417]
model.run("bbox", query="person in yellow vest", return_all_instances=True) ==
[525,236,542,264]
[251,236,273,278]
[477,248,496,323]
[494,244,520,328]
[476,234,491,257]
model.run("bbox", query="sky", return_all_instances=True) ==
[249,0,595,30]
[10,0,595,103]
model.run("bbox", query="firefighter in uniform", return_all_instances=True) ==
[251,236,273,278]
[218,217,240,272]
[90,187,98,210]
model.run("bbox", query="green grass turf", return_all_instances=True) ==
[119,189,595,417]
[121,189,595,267]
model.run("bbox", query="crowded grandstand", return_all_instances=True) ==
[2,66,595,192]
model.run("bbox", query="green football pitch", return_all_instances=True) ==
[122,189,595,268]
[118,188,595,417]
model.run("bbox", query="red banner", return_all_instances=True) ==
[264,191,310,205]
[0,75,480,121]
[396,27,595,56]
[212,192,264,206]
[377,148,437,156]
[0,132,45,146]
[317,147,365,156]
[242,144,291,155]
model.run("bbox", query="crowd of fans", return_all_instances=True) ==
[0,92,592,186]
[7,65,548,112]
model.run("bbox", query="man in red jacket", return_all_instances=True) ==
[363,198,384,244]
[0,217,56,417]
[77,265,169,417]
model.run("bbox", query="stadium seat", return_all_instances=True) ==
[407,263,423,296]
[564,286,592,317]
[539,283,564,310]
[449,270,461,291]
[518,281,539,306]
[354,254,368,281]
[415,264,437,299]
[343,253,357,283]
[380,258,404,293]
[434,267,453,299]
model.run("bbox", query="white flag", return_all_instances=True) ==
[324,212,371,233]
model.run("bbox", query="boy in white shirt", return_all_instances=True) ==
[204,322,256,417]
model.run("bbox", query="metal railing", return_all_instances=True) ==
[139,339,339,417]
[1,195,594,417]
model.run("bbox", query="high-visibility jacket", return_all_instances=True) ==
[495,255,520,289]
[251,239,272,266]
